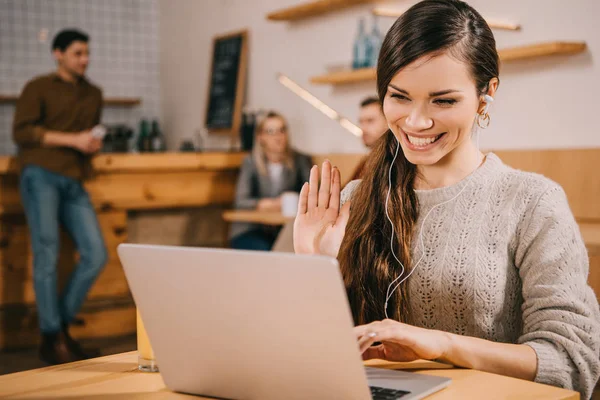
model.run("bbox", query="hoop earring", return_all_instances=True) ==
[477,112,490,129]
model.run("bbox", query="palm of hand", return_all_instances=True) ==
[293,161,350,257]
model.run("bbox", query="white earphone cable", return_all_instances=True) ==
[384,137,470,319]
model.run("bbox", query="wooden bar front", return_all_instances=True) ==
[0,152,245,349]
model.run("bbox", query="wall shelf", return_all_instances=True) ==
[103,97,142,106]
[499,41,586,62]
[310,41,588,85]
[372,7,521,31]
[0,94,142,106]
[266,0,379,21]
[311,68,376,85]
[0,95,17,104]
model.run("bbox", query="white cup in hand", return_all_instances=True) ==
[281,192,300,217]
[91,125,107,140]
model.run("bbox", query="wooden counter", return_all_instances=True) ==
[0,351,579,399]
[222,210,293,226]
[0,152,246,214]
[0,152,245,349]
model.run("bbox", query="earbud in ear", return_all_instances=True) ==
[482,94,494,114]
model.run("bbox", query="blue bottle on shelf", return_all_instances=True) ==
[352,17,370,69]
[368,15,383,67]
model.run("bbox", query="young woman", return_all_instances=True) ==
[230,111,311,251]
[293,1,600,397]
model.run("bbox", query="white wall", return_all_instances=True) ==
[159,0,600,154]
[0,0,161,155]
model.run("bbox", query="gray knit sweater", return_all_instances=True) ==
[341,153,600,398]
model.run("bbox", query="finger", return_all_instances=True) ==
[317,160,332,209]
[354,325,368,339]
[328,167,341,214]
[358,332,379,353]
[368,327,413,348]
[353,322,381,339]
[307,165,319,209]
[362,345,385,360]
[297,182,308,215]
[354,320,399,341]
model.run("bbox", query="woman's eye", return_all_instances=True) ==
[433,98,457,106]
[391,93,409,101]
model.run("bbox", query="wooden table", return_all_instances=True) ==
[0,351,579,399]
[222,210,293,226]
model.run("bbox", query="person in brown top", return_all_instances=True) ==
[12,29,107,365]
[351,96,389,181]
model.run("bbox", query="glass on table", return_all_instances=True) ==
[137,310,159,372]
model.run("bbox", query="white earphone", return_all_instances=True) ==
[482,94,494,114]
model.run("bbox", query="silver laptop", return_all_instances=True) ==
[118,244,451,400]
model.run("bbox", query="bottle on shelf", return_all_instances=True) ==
[136,119,152,153]
[352,17,370,69]
[368,15,383,68]
[150,119,166,152]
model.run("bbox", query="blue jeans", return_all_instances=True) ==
[20,165,108,334]
[230,229,276,251]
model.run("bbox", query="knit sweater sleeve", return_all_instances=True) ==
[515,182,600,399]
[340,179,361,206]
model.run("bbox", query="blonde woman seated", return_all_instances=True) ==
[230,111,311,251]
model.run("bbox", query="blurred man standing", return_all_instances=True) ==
[13,29,107,364]
[352,96,388,180]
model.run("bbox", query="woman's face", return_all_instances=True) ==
[383,52,493,166]
[259,117,288,155]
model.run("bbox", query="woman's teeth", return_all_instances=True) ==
[407,134,441,147]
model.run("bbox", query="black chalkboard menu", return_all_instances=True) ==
[205,30,248,135]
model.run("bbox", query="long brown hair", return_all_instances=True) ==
[252,111,294,176]
[337,0,499,325]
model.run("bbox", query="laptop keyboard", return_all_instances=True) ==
[370,386,411,399]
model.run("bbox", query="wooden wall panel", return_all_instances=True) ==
[494,149,600,222]
[0,211,128,307]
[0,298,135,349]
[0,211,132,349]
